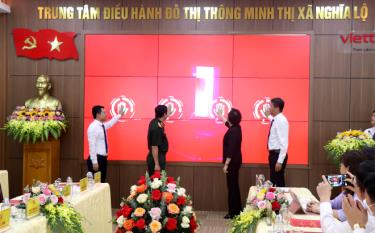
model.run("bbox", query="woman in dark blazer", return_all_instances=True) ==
[219,108,243,219]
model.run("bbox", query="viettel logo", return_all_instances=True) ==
[340,33,375,44]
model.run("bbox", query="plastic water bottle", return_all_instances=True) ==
[66,176,73,187]
[86,172,94,190]
[273,214,284,233]
[280,204,290,230]
[2,198,9,211]
[66,176,73,199]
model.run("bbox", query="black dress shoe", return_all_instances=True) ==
[224,214,233,219]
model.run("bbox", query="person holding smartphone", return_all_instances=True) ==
[316,152,375,233]
[307,151,368,221]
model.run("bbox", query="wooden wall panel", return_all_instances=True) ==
[313,0,353,34]
[233,0,273,32]
[353,0,375,31]
[351,52,375,78]
[314,35,351,78]
[312,79,350,121]
[350,79,375,122]
[310,122,350,165]
[7,158,23,195]
[83,0,122,31]
[6,76,35,114]
[193,167,228,211]
[196,0,234,32]
[0,15,7,169]
[272,0,313,32]
[60,159,81,181]
[159,0,196,33]
[47,0,84,33]
[122,0,160,33]
[60,118,83,159]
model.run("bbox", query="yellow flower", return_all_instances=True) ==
[149,220,162,233]
[134,207,146,217]
[167,204,180,215]
[256,192,265,200]
[17,111,26,116]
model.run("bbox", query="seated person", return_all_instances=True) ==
[307,151,368,221]
[317,155,375,233]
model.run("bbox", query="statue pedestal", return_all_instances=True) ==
[23,140,60,187]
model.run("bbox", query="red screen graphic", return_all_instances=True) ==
[84,35,310,164]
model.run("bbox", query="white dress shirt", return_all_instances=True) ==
[320,201,375,233]
[268,113,289,164]
[365,127,375,138]
[87,115,121,164]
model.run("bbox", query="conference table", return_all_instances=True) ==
[8,183,112,233]
[248,186,323,233]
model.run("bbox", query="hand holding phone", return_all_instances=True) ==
[325,174,347,187]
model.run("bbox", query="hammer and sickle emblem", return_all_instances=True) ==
[22,36,37,50]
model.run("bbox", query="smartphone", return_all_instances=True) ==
[325,174,348,187]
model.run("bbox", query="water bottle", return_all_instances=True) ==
[2,198,9,211]
[54,178,62,193]
[66,176,73,187]
[66,176,73,199]
[273,214,284,233]
[280,204,290,229]
[87,172,94,190]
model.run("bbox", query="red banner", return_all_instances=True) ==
[12,28,78,60]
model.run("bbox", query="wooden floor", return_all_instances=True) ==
[112,211,232,233]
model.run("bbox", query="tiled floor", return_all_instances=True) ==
[112,211,232,233]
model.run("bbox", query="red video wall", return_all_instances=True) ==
[84,35,310,164]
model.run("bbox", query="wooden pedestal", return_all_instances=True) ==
[23,140,60,187]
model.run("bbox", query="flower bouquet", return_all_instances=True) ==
[18,181,83,233]
[115,171,199,233]
[5,106,67,144]
[228,186,290,233]
[325,130,375,165]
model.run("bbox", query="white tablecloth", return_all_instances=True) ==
[0,170,9,199]
[8,183,112,233]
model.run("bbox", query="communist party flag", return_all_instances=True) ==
[12,28,78,60]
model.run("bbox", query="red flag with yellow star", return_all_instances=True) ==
[12,28,78,60]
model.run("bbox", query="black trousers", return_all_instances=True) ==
[147,152,166,176]
[268,150,288,187]
[226,167,242,217]
[87,155,107,183]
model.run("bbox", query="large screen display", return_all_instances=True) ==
[84,35,310,164]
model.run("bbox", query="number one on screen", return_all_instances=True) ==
[194,66,214,118]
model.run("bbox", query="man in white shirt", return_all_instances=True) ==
[265,97,289,187]
[87,105,124,182]
[364,110,375,140]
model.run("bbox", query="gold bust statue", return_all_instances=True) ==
[25,75,62,110]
